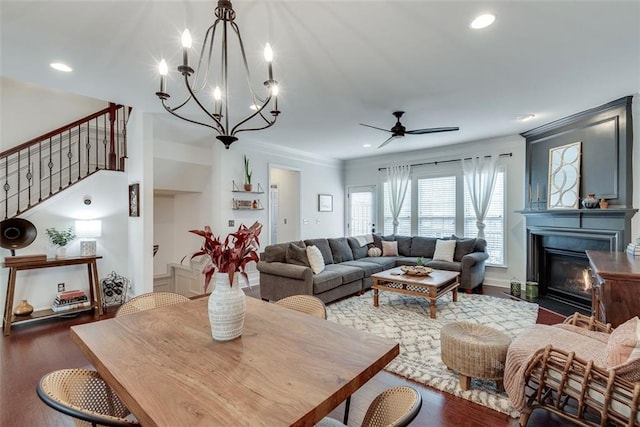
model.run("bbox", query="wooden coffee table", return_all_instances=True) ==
[372,267,460,319]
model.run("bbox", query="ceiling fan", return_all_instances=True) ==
[360,111,460,149]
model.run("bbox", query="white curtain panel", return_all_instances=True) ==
[462,156,498,239]
[386,165,411,234]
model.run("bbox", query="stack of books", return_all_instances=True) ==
[51,290,90,312]
[626,243,640,257]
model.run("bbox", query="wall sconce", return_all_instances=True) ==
[75,220,102,257]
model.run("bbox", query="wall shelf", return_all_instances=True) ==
[232,181,264,194]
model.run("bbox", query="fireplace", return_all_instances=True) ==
[522,210,634,315]
[543,248,591,309]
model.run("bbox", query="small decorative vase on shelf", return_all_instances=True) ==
[208,272,246,341]
[55,246,67,259]
[14,299,34,316]
[599,199,609,209]
[581,193,599,209]
[244,183,252,192]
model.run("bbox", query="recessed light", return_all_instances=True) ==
[50,62,72,72]
[363,144,371,148]
[517,114,536,122]
[249,104,258,111]
[470,14,495,29]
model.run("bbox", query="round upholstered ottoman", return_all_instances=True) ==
[440,321,511,391]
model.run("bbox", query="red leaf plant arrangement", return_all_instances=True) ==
[187,221,262,292]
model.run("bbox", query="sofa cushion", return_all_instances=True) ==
[362,256,397,270]
[328,237,354,263]
[373,233,395,249]
[606,316,640,368]
[382,241,399,256]
[347,237,369,260]
[395,236,412,256]
[285,242,309,267]
[312,269,343,294]
[324,264,364,284]
[433,239,456,262]
[306,245,325,274]
[262,242,289,263]
[304,238,334,265]
[340,260,384,276]
[452,236,477,261]
[410,237,437,258]
[426,260,461,272]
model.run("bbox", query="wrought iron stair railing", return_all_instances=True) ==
[1,103,130,219]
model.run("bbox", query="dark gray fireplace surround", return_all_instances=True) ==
[519,96,637,314]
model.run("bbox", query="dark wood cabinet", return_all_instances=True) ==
[587,250,640,328]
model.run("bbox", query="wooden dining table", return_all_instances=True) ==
[70,296,399,426]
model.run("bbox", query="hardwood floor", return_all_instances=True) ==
[0,285,575,426]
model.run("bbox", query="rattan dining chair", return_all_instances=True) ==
[114,291,189,317]
[36,368,139,426]
[275,295,327,319]
[316,386,422,427]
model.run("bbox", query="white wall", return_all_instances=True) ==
[0,172,129,312]
[1,77,107,148]
[344,135,526,288]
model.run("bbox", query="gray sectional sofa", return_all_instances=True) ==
[257,234,489,304]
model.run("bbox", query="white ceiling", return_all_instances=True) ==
[2,1,639,160]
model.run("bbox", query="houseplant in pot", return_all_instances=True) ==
[243,154,253,191]
[45,227,75,259]
[187,221,262,341]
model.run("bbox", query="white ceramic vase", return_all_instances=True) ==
[208,272,246,341]
[55,246,67,259]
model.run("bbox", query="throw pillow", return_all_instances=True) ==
[606,316,640,368]
[285,243,309,267]
[433,239,456,262]
[452,236,477,261]
[306,245,325,274]
[382,241,399,257]
[368,247,382,257]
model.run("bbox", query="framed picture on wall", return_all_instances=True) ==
[129,183,140,217]
[318,194,333,212]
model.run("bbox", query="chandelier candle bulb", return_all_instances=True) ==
[158,59,168,94]
[181,29,192,67]
[264,43,273,80]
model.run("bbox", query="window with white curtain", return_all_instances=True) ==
[382,167,506,266]
[383,181,411,235]
[464,170,505,265]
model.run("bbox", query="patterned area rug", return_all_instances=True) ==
[326,291,538,418]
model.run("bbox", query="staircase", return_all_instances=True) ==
[1,103,130,219]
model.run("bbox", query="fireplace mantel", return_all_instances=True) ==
[518,208,637,250]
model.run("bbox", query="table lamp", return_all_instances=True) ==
[75,220,102,256]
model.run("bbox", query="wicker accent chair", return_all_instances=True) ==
[275,295,327,319]
[36,369,139,426]
[115,291,189,317]
[505,312,640,427]
[316,386,422,427]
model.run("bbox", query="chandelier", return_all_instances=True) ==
[155,0,280,149]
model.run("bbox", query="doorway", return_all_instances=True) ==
[347,185,377,236]
[269,165,301,244]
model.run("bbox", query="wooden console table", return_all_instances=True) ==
[3,256,103,336]
[586,250,640,328]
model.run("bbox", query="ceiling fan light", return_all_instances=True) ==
[50,62,72,72]
[517,114,535,122]
[470,14,495,29]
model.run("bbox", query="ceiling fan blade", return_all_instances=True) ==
[406,127,460,135]
[377,135,399,149]
[360,123,392,133]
